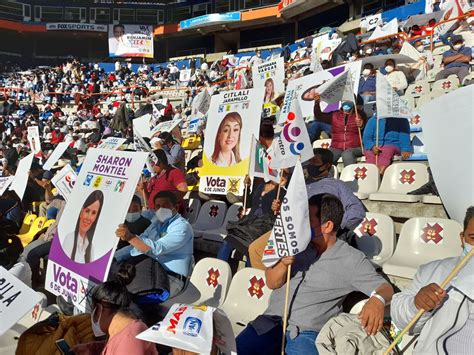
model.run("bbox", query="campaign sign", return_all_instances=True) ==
[199,88,264,196]
[97,137,127,150]
[0,267,42,335]
[27,126,41,156]
[51,164,77,201]
[43,142,69,171]
[0,176,14,196]
[286,61,361,117]
[150,118,182,137]
[108,24,153,58]
[45,149,147,311]
[9,153,34,200]
[252,57,285,105]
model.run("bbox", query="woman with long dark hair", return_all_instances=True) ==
[62,190,104,263]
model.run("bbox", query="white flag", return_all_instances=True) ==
[249,136,280,183]
[376,72,412,119]
[368,18,399,41]
[270,101,313,169]
[317,70,354,105]
[262,160,311,267]
[310,52,323,73]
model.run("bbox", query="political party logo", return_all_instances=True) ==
[248,276,265,299]
[104,179,113,189]
[282,111,305,156]
[218,105,224,113]
[227,178,240,194]
[183,317,202,337]
[420,223,444,244]
[359,218,378,236]
[93,176,103,188]
[263,239,275,255]
[84,174,93,186]
[167,306,188,334]
[65,174,75,189]
[114,180,125,192]
[354,167,368,180]
[399,169,416,184]
[206,268,220,288]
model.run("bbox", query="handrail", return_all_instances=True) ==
[429,12,474,51]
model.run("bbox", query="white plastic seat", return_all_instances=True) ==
[340,163,380,200]
[159,258,232,314]
[220,267,273,336]
[432,45,450,56]
[329,165,338,179]
[313,138,331,149]
[422,195,442,205]
[192,200,228,237]
[383,217,463,279]
[354,213,396,266]
[183,198,201,224]
[369,163,429,202]
[203,203,242,242]
[400,95,415,111]
[431,77,459,93]
[406,81,430,97]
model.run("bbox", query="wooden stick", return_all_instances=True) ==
[375,117,379,167]
[353,102,365,154]
[275,169,284,202]
[243,183,248,211]
[141,176,148,210]
[383,247,474,355]
[281,264,292,355]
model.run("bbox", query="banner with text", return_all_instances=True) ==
[108,24,153,58]
[45,149,147,311]
[252,57,285,104]
[200,89,264,196]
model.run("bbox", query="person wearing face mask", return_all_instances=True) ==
[383,59,408,95]
[435,35,472,83]
[408,40,434,81]
[249,49,264,68]
[156,131,185,172]
[248,149,366,270]
[137,149,187,210]
[114,190,193,297]
[71,269,158,355]
[117,195,151,250]
[237,194,393,355]
[358,63,376,104]
[391,206,474,355]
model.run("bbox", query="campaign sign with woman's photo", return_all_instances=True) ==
[252,57,285,104]
[200,88,264,196]
[45,149,147,311]
[286,61,362,117]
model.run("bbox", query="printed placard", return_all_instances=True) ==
[0,267,42,335]
[27,126,42,156]
[252,57,285,104]
[0,176,14,196]
[43,142,69,171]
[45,149,147,311]
[51,164,77,201]
[199,89,264,196]
[97,137,127,150]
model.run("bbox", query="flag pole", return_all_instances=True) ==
[383,247,474,355]
[348,73,364,154]
[281,263,292,355]
[375,117,379,167]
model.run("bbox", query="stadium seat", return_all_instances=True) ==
[432,45,450,56]
[158,258,232,314]
[408,111,422,132]
[43,219,56,229]
[329,165,339,179]
[383,217,463,279]
[421,195,442,205]
[431,77,460,93]
[406,81,430,97]
[462,72,474,86]
[400,95,415,111]
[19,213,37,234]
[313,138,331,149]
[182,135,201,150]
[369,163,429,202]
[18,217,46,246]
[202,203,242,242]
[220,267,273,336]
[183,198,201,224]
[349,299,368,314]
[407,132,428,161]
[192,200,228,237]
[354,213,396,266]
[339,163,380,200]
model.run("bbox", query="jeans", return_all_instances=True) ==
[236,323,319,355]
[307,121,332,142]
[217,240,233,260]
[330,147,363,167]
[360,94,376,104]
[46,206,59,220]
[24,239,52,288]
[435,66,470,84]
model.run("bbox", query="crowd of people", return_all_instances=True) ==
[0,8,473,355]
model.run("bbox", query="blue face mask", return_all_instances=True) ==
[462,243,472,257]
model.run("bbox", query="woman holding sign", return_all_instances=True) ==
[211,112,243,167]
[62,190,104,263]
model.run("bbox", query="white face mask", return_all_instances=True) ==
[349,56,356,62]
[416,45,424,52]
[453,44,463,51]
[91,306,106,337]
[149,137,162,149]
[155,208,173,223]
[362,69,371,77]
[385,65,394,73]
[462,242,472,257]
[126,212,141,223]
[365,48,373,55]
